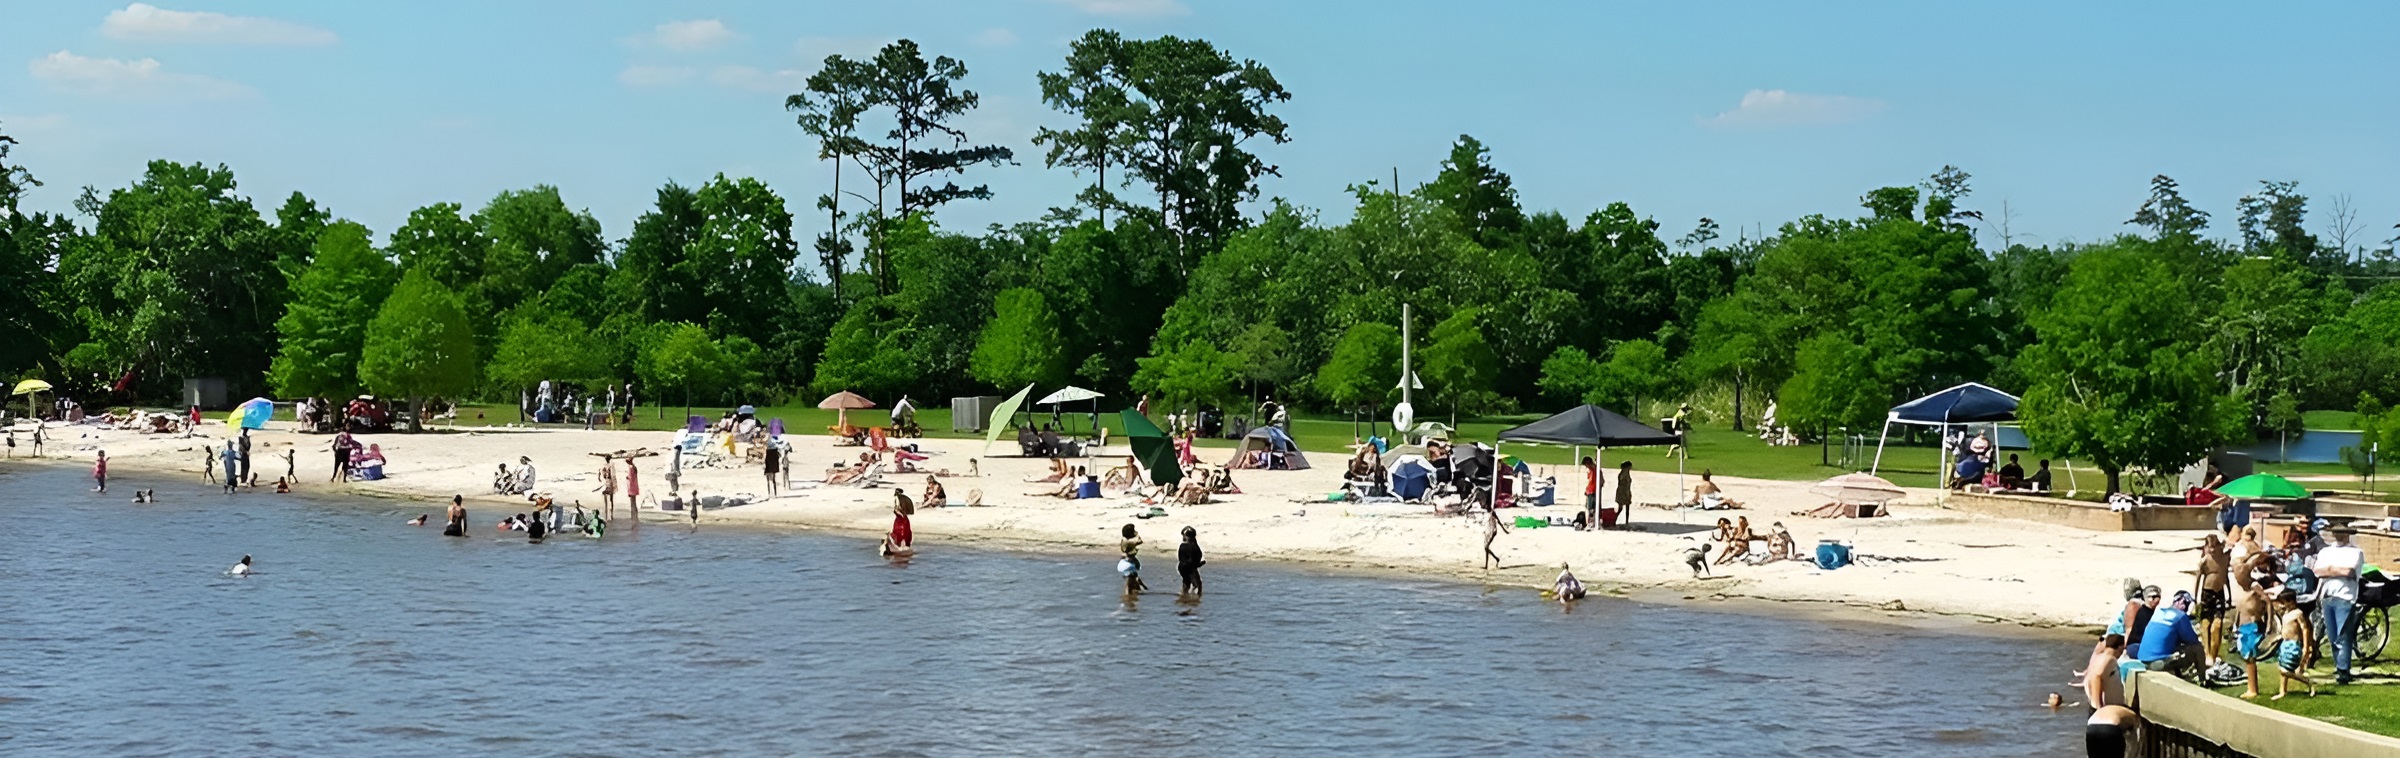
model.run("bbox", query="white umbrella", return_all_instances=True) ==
[1037,387,1105,438]
[1810,473,1907,504]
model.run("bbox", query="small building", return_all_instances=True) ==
[183,378,229,410]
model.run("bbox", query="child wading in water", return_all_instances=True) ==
[1119,524,1147,595]
[93,450,108,492]
[1177,526,1204,597]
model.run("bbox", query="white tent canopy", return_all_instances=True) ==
[1037,386,1104,405]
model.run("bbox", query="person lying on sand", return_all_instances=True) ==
[1682,470,1743,508]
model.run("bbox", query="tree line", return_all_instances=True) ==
[2,31,2397,490]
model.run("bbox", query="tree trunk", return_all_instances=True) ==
[1731,372,1747,431]
[2105,466,2122,496]
[829,154,844,303]
[407,395,423,433]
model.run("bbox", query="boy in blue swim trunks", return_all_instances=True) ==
[2272,588,2316,699]
[2234,578,2270,699]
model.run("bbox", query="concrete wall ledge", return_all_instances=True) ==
[2130,671,2400,757]
[1943,491,2216,531]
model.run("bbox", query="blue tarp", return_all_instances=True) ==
[1888,382,2020,425]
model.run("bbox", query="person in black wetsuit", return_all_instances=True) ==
[1177,526,1205,597]
[443,495,467,537]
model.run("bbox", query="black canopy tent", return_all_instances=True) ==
[1495,404,1684,525]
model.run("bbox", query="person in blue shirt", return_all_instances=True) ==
[1949,454,1987,490]
[2135,591,2205,677]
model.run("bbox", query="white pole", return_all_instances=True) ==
[1400,303,1413,409]
[1871,418,1893,475]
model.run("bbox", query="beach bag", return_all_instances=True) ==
[1815,541,1852,570]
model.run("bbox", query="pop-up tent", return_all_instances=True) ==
[1495,404,1684,523]
[1226,425,1310,470]
[1120,409,1183,487]
[1869,382,2019,477]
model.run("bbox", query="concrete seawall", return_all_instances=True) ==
[2130,671,2400,757]
[1945,491,2217,531]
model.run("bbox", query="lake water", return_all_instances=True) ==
[0,466,2086,756]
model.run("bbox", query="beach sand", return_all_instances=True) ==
[14,419,2203,629]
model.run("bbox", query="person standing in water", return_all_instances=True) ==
[444,495,468,536]
[623,458,641,519]
[220,443,240,494]
[280,448,296,487]
[687,490,701,529]
[236,429,253,487]
[1119,524,1148,595]
[92,449,108,493]
[201,445,218,484]
[1177,526,1205,597]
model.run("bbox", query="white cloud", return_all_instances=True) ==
[100,3,336,46]
[1702,89,1885,129]
[28,50,253,100]
[618,64,698,88]
[631,19,738,52]
[973,28,1019,48]
[1048,0,1189,18]
[708,65,807,93]
[793,36,890,61]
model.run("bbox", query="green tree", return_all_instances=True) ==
[57,160,283,396]
[810,299,917,398]
[389,202,488,293]
[970,287,1069,391]
[0,123,71,379]
[2018,243,2243,493]
[2296,283,2400,408]
[1314,322,1400,411]
[2129,174,2209,241]
[793,40,1012,295]
[1591,338,1672,415]
[269,222,396,397]
[785,59,872,302]
[1537,345,1604,408]
[1776,334,1880,440]
[636,322,732,415]
[359,267,478,431]
[267,191,331,285]
[2207,257,2328,427]
[1229,322,1297,404]
[1420,308,1497,421]
[1032,30,1135,223]
[1034,30,1292,266]
[1421,134,1524,248]
[486,311,607,395]
[1134,338,1239,410]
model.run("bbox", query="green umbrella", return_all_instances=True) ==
[2215,473,2310,500]
[1120,409,1183,487]
[982,384,1036,455]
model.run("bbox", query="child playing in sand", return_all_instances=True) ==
[2272,588,2316,699]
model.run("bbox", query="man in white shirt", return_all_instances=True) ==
[2312,527,2368,684]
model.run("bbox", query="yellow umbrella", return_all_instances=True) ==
[10,379,51,396]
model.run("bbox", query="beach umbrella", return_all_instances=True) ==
[227,397,275,430]
[11,379,50,396]
[982,384,1035,455]
[1810,472,1907,504]
[2215,473,2310,500]
[1120,409,1183,487]
[817,390,875,429]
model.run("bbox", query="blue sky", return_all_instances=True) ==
[3,1,2395,254]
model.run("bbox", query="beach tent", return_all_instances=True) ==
[1119,409,1183,487]
[1869,382,2019,477]
[1389,455,1434,500]
[1494,404,1684,521]
[1038,386,1104,436]
[1226,425,1310,470]
[981,384,1035,455]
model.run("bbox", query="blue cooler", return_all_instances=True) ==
[1815,541,1852,570]
[1076,480,1101,499]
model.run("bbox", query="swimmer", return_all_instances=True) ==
[1683,540,1713,578]
[1553,563,1587,602]
[405,514,428,526]
[443,495,467,537]
[228,555,253,577]
[130,489,154,503]
[273,477,291,494]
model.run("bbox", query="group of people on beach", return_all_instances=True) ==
[2085,520,2376,707]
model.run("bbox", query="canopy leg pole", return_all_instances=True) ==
[2067,458,2080,493]
[1871,419,1893,476]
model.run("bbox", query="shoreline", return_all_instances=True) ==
[8,420,2197,638]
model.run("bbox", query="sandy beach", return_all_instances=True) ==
[12,419,2203,629]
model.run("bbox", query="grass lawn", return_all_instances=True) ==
[2210,672,2400,739]
[2304,410,2366,431]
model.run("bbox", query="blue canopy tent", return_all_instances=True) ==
[1870,382,2019,477]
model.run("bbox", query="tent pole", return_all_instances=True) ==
[1871,419,1892,476]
